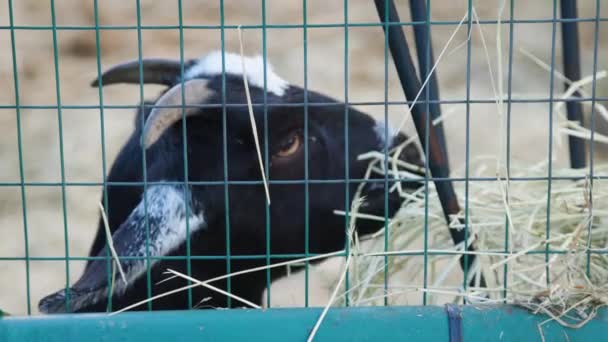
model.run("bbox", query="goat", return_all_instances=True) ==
[39,51,422,313]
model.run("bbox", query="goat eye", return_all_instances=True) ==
[275,132,302,158]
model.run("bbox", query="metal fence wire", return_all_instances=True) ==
[1,0,607,330]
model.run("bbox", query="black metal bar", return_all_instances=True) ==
[373,0,485,287]
[560,0,586,168]
[409,0,449,165]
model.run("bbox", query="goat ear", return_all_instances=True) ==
[91,58,189,87]
[38,185,206,314]
[142,79,214,149]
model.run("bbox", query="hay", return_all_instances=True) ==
[334,142,608,328]
[166,269,261,309]
[333,57,608,321]
[324,5,608,328]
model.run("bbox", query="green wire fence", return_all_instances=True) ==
[2,0,608,340]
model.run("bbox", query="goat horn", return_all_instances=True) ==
[91,58,188,87]
[142,79,213,149]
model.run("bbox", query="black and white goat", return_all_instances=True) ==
[39,51,422,313]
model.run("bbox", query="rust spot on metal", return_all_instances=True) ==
[413,113,461,217]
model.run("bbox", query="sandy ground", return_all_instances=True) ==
[1,0,607,315]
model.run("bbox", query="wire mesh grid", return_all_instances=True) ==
[1,0,607,319]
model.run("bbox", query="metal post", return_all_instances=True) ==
[409,0,449,165]
[560,0,586,168]
[373,0,485,287]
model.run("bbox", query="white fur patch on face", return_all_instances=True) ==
[124,185,206,291]
[374,120,396,149]
[38,184,206,313]
[185,50,289,97]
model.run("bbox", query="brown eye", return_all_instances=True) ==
[275,132,302,158]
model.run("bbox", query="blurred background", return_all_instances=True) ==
[1,0,607,315]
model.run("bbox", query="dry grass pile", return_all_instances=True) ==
[322,5,608,329]
[336,85,608,327]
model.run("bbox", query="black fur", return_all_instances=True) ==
[40,69,422,313]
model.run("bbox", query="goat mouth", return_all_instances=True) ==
[38,185,206,314]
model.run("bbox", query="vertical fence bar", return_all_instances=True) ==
[545,0,559,288]
[176,0,194,309]
[586,0,601,277]
[503,0,516,302]
[421,4,432,304]
[463,0,473,300]
[134,0,153,311]
[261,0,272,309]
[560,0,586,169]
[91,0,113,312]
[421,0,433,305]
[49,0,72,312]
[372,0,485,292]
[8,0,32,315]
[302,0,310,307]
[382,1,394,306]
[219,0,232,307]
[381,0,391,307]
[343,0,351,307]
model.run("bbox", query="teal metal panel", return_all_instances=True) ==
[0,305,606,341]
[462,305,607,342]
